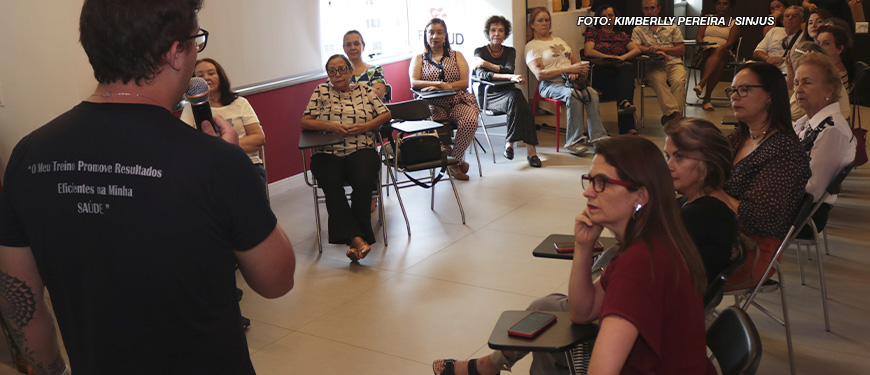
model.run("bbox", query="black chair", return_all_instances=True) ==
[707,306,763,375]
[791,164,854,331]
[381,100,466,234]
[470,77,513,164]
[686,37,742,106]
[725,192,816,375]
[704,236,748,314]
[849,61,869,128]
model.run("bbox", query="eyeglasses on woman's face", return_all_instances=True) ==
[725,84,764,98]
[327,66,350,76]
[581,174,636,193]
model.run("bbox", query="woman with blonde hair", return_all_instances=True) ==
[525,7,608,155]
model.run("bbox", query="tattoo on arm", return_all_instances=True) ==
[0,271,66,375]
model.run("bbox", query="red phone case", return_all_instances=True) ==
[507,312,557,338]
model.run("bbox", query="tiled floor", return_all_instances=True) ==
[1,84,868,374]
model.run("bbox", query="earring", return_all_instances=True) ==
[632,203,642,218]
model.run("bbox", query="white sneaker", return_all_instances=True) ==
[565,143,588,155]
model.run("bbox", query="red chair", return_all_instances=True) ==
[531,83,566,152]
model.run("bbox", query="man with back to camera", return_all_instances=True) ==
[631,0,687,125]
[0,0,296,373]
[753,5,807,74]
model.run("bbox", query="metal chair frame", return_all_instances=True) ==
[725,193,817,375]
[300,147,388,253]
[471,77,513,164]
[381,100,467,235]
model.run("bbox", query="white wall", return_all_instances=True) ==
[0,1,96,176]
[0,0,525,177]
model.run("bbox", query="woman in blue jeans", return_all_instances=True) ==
[525,7,609,154]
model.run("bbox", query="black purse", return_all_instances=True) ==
[395,133,449,188]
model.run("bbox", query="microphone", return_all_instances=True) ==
[184,77,218,133]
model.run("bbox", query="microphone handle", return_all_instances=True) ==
[191,102,219,134]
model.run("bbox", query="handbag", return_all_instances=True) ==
[724,232,760,288]
[562,72,588,91]
[395,133,449,188]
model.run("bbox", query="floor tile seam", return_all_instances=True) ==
[394,273,546,299]
[282,331,433,366]
[288,272,404,332]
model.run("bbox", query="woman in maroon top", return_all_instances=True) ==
[583,5,641,135]
[433,136,714,375]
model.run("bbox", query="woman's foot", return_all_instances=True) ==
[503,146,514,160]
[702,101,715,111]
[459,160,470,174]
[347,237,371,261]
[449,165,469,180]
[617,100,636,115]
[693,84,703,98]
[527,155,542,168]
[433,358,495,375]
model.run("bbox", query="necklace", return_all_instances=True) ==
[488,44,504,56]
[90,90,161,106]
[749,126,769,140]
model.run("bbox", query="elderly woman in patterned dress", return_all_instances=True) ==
[722,62,810,290]
[409,18,480,180]
[301,54,391,262]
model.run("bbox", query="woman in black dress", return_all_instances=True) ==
[472,15,541,167]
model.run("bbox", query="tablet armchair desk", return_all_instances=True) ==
[488,311,598,375]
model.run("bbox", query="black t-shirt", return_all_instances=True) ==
[678,195,738,282]
[0,102,276,374]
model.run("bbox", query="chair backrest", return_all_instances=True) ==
[849,61,870,105]
[707,306,762,375]
[386,99,431,121]
[704,235,748,311]
[827,163,854,196]
[384,83,393,103]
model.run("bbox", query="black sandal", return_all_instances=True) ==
[432,358,480,375]
[617,100,636,115]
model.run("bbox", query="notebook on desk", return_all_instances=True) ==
[412,89,457,99]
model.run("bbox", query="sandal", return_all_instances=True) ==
[617,100,636,115]
[702,102,714,111]
[433,358,480,375]
[346,247,360,262]
[693,85,703,98]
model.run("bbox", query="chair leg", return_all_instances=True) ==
[811,221,830,331]
[312,187,323,253]
[480,118,496,164]
[472,137,483,177]
[430,169,436,210]
[445,168,466,224]
[377,174,388,247]
[386,162,411,236]
[555,104,562,152]
[796,243,806,285]
[779,273,797,375]
[823,227,830,255]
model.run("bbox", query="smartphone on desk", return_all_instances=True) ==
[508,312,557,338]
[553,240,605,253]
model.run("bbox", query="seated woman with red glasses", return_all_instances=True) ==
[433,136,714,375]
